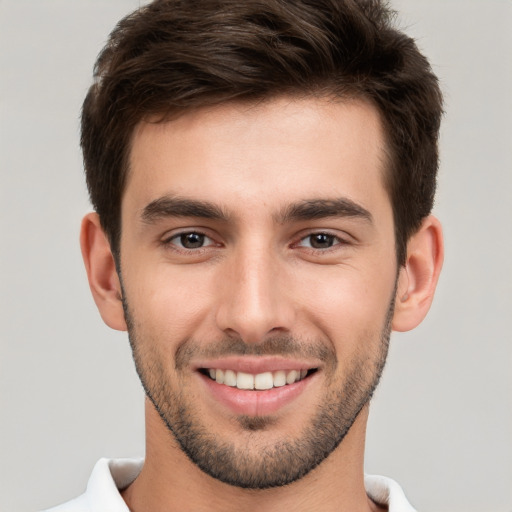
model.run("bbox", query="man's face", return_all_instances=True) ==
[119,97,398,488]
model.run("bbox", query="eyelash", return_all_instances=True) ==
[162,230,348,255]
[162,230,217,252]
[293,232,348,253]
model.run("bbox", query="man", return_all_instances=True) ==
[45,0,443,510]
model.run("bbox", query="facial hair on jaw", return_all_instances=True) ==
[122,293,394,489]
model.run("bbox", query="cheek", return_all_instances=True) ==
[292,263,395,351]
[125,262,218,343]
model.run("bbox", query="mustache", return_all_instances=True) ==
[175,335,336,370]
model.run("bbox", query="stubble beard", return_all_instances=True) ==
[123,296,393,489]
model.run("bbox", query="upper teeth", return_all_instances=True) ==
[208,369,308,390]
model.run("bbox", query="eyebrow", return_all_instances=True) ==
[277,198,373,224]
[141,196,229,223]
[140,195,372,225]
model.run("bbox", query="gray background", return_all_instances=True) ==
[0,1,510,511]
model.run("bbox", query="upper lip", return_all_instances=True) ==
[193,356,320,374]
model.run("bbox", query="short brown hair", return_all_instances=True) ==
[81,0,443,265]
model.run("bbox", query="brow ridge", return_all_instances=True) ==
[141,195,372,225]
[277,198,373,224]
[141,196,229,223]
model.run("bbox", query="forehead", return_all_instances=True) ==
[125,96,389,220]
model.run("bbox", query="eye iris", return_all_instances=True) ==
[310,233,334,249]
[180,233,205,249]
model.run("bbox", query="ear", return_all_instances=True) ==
[392,215,444,332]
[80,212,127,331]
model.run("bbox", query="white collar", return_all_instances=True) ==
[44,458,417,511]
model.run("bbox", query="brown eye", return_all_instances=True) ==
[297,233,339,250]
[167,231,214,250]
[180,232,205,249]
[309,233,335,249]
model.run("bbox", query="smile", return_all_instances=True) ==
[201,368,317,390]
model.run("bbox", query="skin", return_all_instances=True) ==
[81,97,443,512]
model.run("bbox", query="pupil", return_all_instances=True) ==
[181,233,204,249]
[311,233,333,249]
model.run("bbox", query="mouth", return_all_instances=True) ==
[197,361,320,416]
[199,367,318,390]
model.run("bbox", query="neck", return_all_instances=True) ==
[121,399,384,512]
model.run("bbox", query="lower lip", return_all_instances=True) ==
[200,373,314,416]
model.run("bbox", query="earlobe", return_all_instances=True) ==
[80,212,127,331]
[392,215,444,332]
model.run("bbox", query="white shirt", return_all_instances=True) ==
[43,458,417,512]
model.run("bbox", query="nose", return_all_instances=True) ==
[215,243,296,344]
